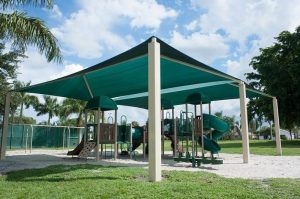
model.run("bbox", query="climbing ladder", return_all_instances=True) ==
[78,141,97,158]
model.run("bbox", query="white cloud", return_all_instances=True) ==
[51,0,178,59]
[191,0,300,50]
[49,4,63,19]
[170,31,229,64]
[18,49,60,84]
[50,64,84,80]
[185,20,198,31]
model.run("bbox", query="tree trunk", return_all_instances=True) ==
[48,115,51,125]
[289,129,293,140]
[77,111,82,127]
[19,102,24,124]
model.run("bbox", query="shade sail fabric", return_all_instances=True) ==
[17,36,270,107]
[85,96,118,111]
[114,82,263,109]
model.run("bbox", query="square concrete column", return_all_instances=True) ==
[239,81,250,163]
[272,97,282,155]
[0,92,11,160]
[148,37,161,182]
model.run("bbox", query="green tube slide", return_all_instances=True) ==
[200,113,230,154]
[117,125,143,151]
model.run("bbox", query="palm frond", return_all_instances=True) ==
[0,0,52,10]
[0,12,63,63]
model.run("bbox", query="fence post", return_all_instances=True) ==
[25,128,28,153]
[30,125,33,153]
[68,127,71,149]
[62,127,65,150]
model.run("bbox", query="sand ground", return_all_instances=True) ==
[1,149,299,179]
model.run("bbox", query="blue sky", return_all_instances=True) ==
[17,0,300,125]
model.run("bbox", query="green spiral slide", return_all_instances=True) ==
[200,113,230,154]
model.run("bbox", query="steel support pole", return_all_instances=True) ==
[148,37,161,182]
[200,101,204,157]
[114,110,118,159]
[172,108,176,157]
[239,81,250,163]
[273,97,282,155]
[96,109,100,161]
[185,103,188,153]
[1,92,11,160]
[161,108,164,156]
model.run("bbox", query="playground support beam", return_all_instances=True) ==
[272,97,282,155]
[172,108,177,157]
[95,108,100,161]
[239,81,250,163]
[148,37,161,182]
[0,92,11,160]
[114,110,118,159]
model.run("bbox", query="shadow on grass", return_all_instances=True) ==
[5,164,123,182]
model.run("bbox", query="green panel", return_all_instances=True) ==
[85,96,118,111]
[20,76,91,101]
[115,82,261,109]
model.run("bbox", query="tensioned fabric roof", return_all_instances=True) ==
[18,36,271,109]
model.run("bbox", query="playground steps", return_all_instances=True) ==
[78,141,97,158]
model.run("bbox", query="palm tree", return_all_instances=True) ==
[0,0,62,63]
[13,81,38,123]
[35,95,59,125]
[60,98,86,126]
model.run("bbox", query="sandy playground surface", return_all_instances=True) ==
[0,149,300,179]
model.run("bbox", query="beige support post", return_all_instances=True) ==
[161,108,164,157]
[95,108,100,161]
[114,110,118,159]
[239,81,250,163]
[1,92,11,160]
[273,97,282,155]
[148,37,161,182]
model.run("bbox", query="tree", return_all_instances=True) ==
[12,81,38,123]
[0,0,62,63]
[35,95,59,125]
[0,43,25,119]
[60,98,86,127]
[246,26,300,133]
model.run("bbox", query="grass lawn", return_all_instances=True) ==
[159,139,300,156]
[0,164,299,199]
[219,140,300,156]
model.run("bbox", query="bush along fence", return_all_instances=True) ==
[0,124,84,151]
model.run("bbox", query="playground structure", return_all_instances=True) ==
[65,93,230,167]
[0,36,283,182]
[66,96,147,159]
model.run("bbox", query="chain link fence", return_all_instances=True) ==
[0,124,84,151]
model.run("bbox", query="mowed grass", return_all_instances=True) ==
[219,140,300,156]
[0,164,299,199]
[160,139,300,156]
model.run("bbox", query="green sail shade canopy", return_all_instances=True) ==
[114,81,263,109]
[85,96,118,111]
[17,36,270,106]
